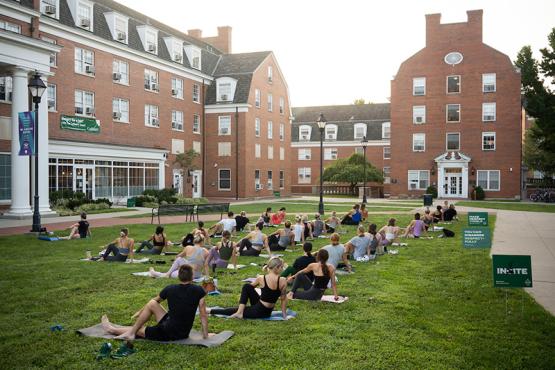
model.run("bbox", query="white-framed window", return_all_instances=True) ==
[412,133,425,152]
[193,141,201,154]
[218,142,231,157]
[268,66,273,83]
[298,148,311,160]
[40,0,60,19]
[483,73,496,93]
[218,169,231,190]
[477,170,500,191]
[145,29,158,54]
[0,20,21,33]
[77,1,93,31]
[324,148,338,160]
[383,146,391,159]
[413,77,426,96]
[383,167,391,184]
[355,147,363,155]
[267,170,273,190]
[41,37,57,67]
[279,123,285,141]
[413,106,426,124]
[0,77,13,103]
[325,124,338,140]
[298,168,312,184]
[171,78,184,99]
[268,121,273,139]
[144,69,158,91]
[172,110,184,131]
[170,39,183,62]
[192,84,200,103]
[255,170,261,189]
[218,116,231,135]
[279,170,285,188]
[482,103,496,121]
[112,98,129,123]
[268,145,274,159]
[279,97,284,114]
[74,47,94,75]
[447,104,460,123]
[446,132,460,151]
[171,138,184,154]
[191,47,201,69]
[217,81,232,102]
[354,123,367,139]
[408,170,429,190]
[255,89,261,108]
[382,122,391,139]
[255,118,261,137]
[268,93,273,112]
[446,75,461,94]
[482,132,496,151]
[299,125,311,141]
[47,83,56,111]
[144,104,159,127]
[114,15,128,44]
[193,114,200,134]
[255,144,261,158]
[112,59,129,85]
[74,89,94,116]
[280,147,285,160]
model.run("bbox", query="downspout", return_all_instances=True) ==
[235,106,239,200]
[202,79,206,198]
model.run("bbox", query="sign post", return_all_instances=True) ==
[462,228,491,249]
[492,255,533,288]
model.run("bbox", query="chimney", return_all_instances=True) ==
[216,26,232,54]
[188,29,202,39]
[425,13,441,47]
[466,9,483,43]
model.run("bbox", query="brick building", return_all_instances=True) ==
[0,0,290,216]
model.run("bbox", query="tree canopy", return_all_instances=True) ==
[322,153,383,192]
[173,149,200,172]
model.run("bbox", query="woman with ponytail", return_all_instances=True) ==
[280,242,316,279]
[149,234,208,279]
[287,249,338,301]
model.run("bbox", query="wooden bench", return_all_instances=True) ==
[151,203,230,224]
[190,203,230,222]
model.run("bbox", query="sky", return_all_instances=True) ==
[117,0,554,107]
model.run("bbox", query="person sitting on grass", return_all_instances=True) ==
[311,214,326,237]
[136,226,170,255]
[208,257,288,319]
[182,221,210,247]
[101,264,208,341]
[281,242,316,279]
[341,204,362,225]
[443,204,458,222]
[378,218,402,246]
[208,212,236,237]
[149,234,208,279]
[97,228,134,262]
[260,207,273,226]
[302,214,314,240]
[344,225,372,260]
[325,211,340,233]
[422,208,434,230]
[62,212,91,240]
[322,233,351,272]
[237,222,271,257]
[205,230,237,275]
[270,207,287,226]
[287,249,338,301]
[268,221,295,251]
[360,204,369,222]
[432,205,443,223]
[403,213,427,238]
[235,211,250,232]
[367,223,382,255]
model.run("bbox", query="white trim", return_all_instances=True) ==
[49,140,167,161]
[291,140,389,148]
[353,123,367,139]
[413,77,426,96]
[205,104,250,113]
[482,132,496,151]
[218,168,232,191]
[407,170,430,190]
[446,75,461,94]
[476,169,500,191]
[0,0,40,22]
[446,104,461,123]
[446,132,461,151]
[412,133,425,152]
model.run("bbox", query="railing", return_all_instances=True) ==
[291,184,384,198]
[527,178,555,187]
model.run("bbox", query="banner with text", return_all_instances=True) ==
[18,111,35,156]
[468,212,488,226]
[60,115,100,134]
[463,228,491,248]
[492,255,533,288]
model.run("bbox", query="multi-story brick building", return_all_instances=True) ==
[0,0,290,217]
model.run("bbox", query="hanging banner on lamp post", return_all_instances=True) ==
[18,111,35,156]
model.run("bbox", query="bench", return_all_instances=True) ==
[190,203,230,222]
[151,203,230,224]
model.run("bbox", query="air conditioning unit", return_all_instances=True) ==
[147,44,157,52]
[221,128,229,134]
[80,18,90,28]
[484,115,495,121]
[45,5,56,15]
[113,112,121,119]
[268,76,273,83]
[220,94,228,101]
[174,54,182,62]
[151,83,158,91]
[301,135,309,140]
[171,89,178,96]
[112,72,121,81]
[85,65,95,74]
[117,32,126,41]
[255,183,263,190]
[327,134,334,140]
[75,107,83,114]
[304,155,310,159]
[151,118,159,125]
[484,85,495,92]
[86,107,95,115]
[48,100,55,109]
[415,116,423,124]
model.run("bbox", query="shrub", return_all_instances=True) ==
[78,203,110,212]
[175,196,208,204]
[142,188,178,204]
[143,202,159,208]
[134,195,157,207]
[95,198,113,207]
[425,185,438,199]
[474,186,485,200]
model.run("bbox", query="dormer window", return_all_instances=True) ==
[184,45,202,70]
[382,122,391,139]
[164,37,184,63]
[299,125,312,141]
[325,124,337,140]
[268,66,273,83]
[104,12,129,44]
[137,25,159,54]
[354,123,367,139]
[216,77,237,103]
[67,0,93,31]
[40,0,59,19]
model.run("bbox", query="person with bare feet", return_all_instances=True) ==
[101,264,208,341]
[287,249,338,301]
[62,212,91,239]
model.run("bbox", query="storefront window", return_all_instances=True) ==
[145,168,159,190]
[129,167,144,196]
[57,165,73,191]
[95,167,111,198]
[0,154,11,200]
[113,167,128,197]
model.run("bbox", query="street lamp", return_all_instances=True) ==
[316,113,327,215]
[28,73,46,233]
[361,135,368,204]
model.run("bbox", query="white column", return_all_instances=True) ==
[6,68,32,217]
[38,77,53,214]
[158,161,165,190]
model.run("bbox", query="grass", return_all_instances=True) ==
[457,201,555,213]
[230,202,411,216]
[1,212,554,369]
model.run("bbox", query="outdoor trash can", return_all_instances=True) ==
[423,194,433,206]
[274,191,281,197]
[127,197,136,207]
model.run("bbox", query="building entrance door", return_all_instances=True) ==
[74,166,94,199]
[192,171,202,198]
[443,168,463,197]
[173,169,183,195]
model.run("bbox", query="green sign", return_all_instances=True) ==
[61,115,100,133]
[468,212,488,226]
[463,228,491,248]
[492,255,533,288]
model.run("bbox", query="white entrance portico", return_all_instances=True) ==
[435,151,471,199]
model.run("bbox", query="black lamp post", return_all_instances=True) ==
[361,135,368,204]
[28,73,46,233]
[317,113,326,215]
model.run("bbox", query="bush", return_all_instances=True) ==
[175,196,208,204]
[134,195,157,207]
[143,202,159,209]
[50,190,112,210]
[142,188,177,204]
[78,202,110,212]
[474,186,485,200]
[95,198,113,207]
[425,185,438,199]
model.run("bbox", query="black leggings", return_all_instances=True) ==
[102,244,128,262]
[291,272,325,301]
[210,284,274,319]
[238,239,262,256]
[341,216,359,225]
[136,241,162,255]
[268,234,287,251]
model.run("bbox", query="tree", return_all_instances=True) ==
[322,153,383,194]
[353,98,366,105]
[173,149,200,174]
[515,28,555,174]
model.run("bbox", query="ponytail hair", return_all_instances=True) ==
[193,233,205,245]
[303,242,313,257]
[263,256,284,273]
[317,249,330,277]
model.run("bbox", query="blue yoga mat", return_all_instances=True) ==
[207,307,297,321]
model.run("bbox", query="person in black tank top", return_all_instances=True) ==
[209,257,289,319]
[205,230,237,274]
[287,249,339,301]
[64,212,91,239]
[136,226,169,254]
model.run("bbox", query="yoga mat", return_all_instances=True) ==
[258,254,284,258]
[161,252,178,255]
[80,258,150,264]
[227,264,246,270]
[335,270,354,275]
[208,307,296,321]
[293,295,349,304]
[242,277,257,283]
[38,236,60,241]
[131,272,204,283]
[76,324,234,347]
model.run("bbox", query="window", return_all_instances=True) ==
[267,170,273,190]
[268,145,274,159]
[218,82,232,102]
[383,147,391,159]
[218,169,231,190]
[299,125,311,141]
[145,29,158,54]
[447,75,461,94]
[193,141,201,154]
[279,123,285,141]
[477,170,500,191]
[483,73,496,92]
[482,132,496,151]
[268,93,273,112]
[325,124,338,140]
[144,105,159,127]
[255,89,261,108]
[191,48,201,69]
[268,121,273,139]
[383,167,391,184]
[77,2,93,30]
[412,133,425,152]
[446,133,460,150]
[193,114,200,134]
[255,170,261,189]
[172,110,184,131]
[144,69,158,91]
[446,104,460,122]
[41,37,57,67]
[298,168,311,184]
[268,66,273,82]
[0,77,13,103]
[408,170,429,190]
[0,154,11,201]
[74,48,94,75]
[279,170,285,188]
[382,122,391,139]
[171,139,184,154]
[255,144,261,158]
[0,19,21,33]
[112,60,129,85]
[218,142,231,156]
[413,106,426,124]
[298,148,311,160]
[171,39,183,62]
[255,118,261,137]
[218,116,231,135]
[192,84,200,103]
[47,84,56,111]
[114,16,128,43]
[40,0,59,19]
[413,77,425,96]
[112,98,129,122]
[354,147,363,155]
[354,123,367,139]
[324,148,338,160]
[482,103,496,121]
[171,78,184,99]
[74,90,94,116]
[280,147,285,160]
[279,97,284,114]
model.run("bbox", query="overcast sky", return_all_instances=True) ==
[117,0,554,107]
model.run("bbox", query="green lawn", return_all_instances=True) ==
[457,201,555,213]
[0,213,554,369]
[230,202,411,216]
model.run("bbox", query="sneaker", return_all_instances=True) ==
[96,342,112,361]
[111,342,136,359]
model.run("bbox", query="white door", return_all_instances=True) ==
[442,168,463,197]
[173,169,183,195]
[192,171,202,198]
[74,166,94,199]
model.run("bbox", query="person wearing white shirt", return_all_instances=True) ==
[208,212,237,237]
